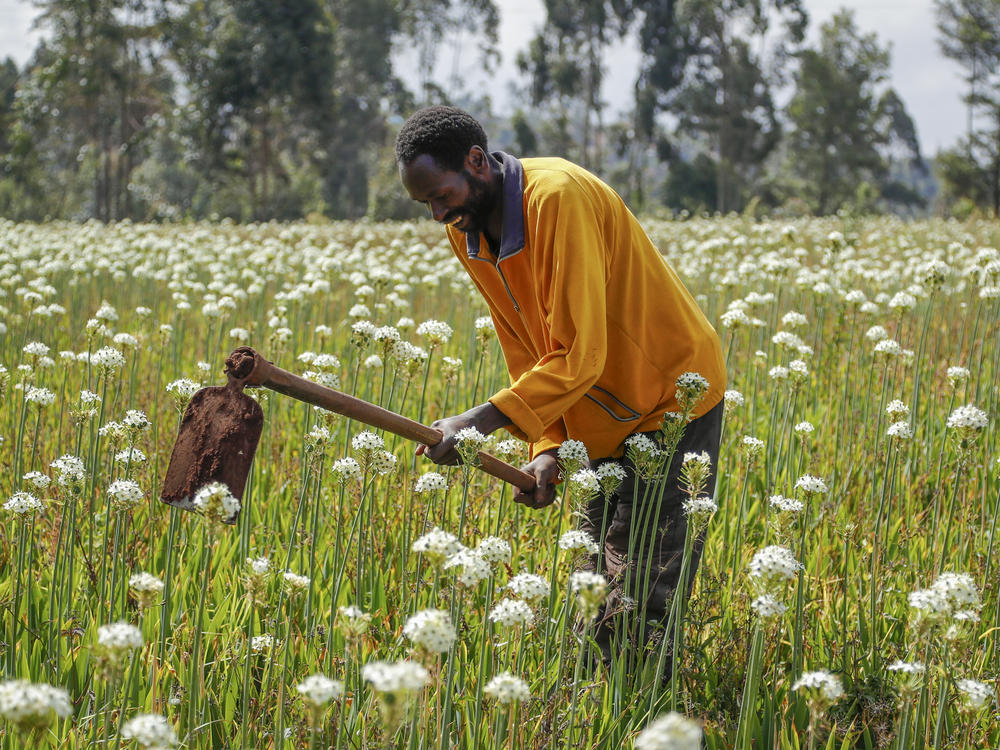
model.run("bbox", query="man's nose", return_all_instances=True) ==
[429,201,448,223]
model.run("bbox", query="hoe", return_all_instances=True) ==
[160,346,535,523]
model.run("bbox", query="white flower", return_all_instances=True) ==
[22,471,51,490]
[887,660,925,675]
[886,399,910,420]
[793,421,814,437]
[751,594,787,618]
[91,346,126,372]
[865,325,889,342]
[634,711,702,750]
[296,674,344,707]
[873,338,902,357]
[362,660,429,694]
[748,545,802,587]
[128,573,164,609]
[443,548,492,587]
[363,355,383,369]
[558,530,599,556]
[475,537,512,566]
[792,670,844,703]
[283,571,310,594]
[51,455,86,489]
[0,680,73,730]
[115,448,147,465]
[595,462,627,495]
[768,494,803,513]
[165,379,200,403]
[570,570,608,618]
[412,527,462,563]
[772,331,804,350]
[568,468,600,499]
[403,609,456,653]
[794,474,828,495]
[246,556,271,578]
[107,479,144,510]
[416,319,453,346]
[97,621,144,666]
[933,572,981,611]
[337,605,372,637]
[483,673,531,704]
[947,366,971,387]
[682,495,718,518]
[768,365,790,381]
[507,573,549,602]
[24,386,56,406]
[723,389,745,410]
[330,457,362,484]
[23,341,50,357]
[946,404,988,431]
[956,679,995,711]
[887,421,913,440]
[4,491,43,516]
[489,599,534,628]
[888,291,917,310]
[908,587,951,622]
[192,481,241,523]
[120,713,178,749]
[251,634,276,653]
[351,430,385,453]
[557,439,590,469]
[414,472,447,493]
[741,436,765,459]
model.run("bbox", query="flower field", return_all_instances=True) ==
[0,216,998,749]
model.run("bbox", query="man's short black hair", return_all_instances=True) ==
[395,106,488,172]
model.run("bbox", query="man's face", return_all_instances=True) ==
[400,150,495,235]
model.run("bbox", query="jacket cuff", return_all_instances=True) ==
[489,388,545,443]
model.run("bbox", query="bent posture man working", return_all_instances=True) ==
[396,106,726,674]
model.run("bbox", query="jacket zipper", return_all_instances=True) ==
[495,261,521,313]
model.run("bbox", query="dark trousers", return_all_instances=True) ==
[580,399,724,676]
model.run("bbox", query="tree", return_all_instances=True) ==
[666,0,808,213]
[934,0,1000,214]
[517,0,634,169]
[783,11,925,215]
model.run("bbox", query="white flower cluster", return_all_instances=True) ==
[129,572,164,609]
[414,471,447,493]
[768,494,804,513]
[330,457,362,484]
[403,609,457,653]
[416,319,453,345]
[107,479,144,509]
[283,571,310,594]
[557,439,590,471]
[792,670,844,703]
[412,527,462,563]
[794,474,828,495]
[956,678,996,711]
[475,537,512,566]
[4,491,43,516]
[483,672,531,704]
[120,713,178,749]
[908,571,982,626]
[296,674,344,707]
[568,468,600,499]
[570,570,608,618]
[362,660,429,694]
[885,399,909,420]
[443,548,492,587]
[97,621,144,667]
[165,378,200,403]
[23,471,50,489]
[634,711,702,750]
[946,366,970,387]
[51,455,86,489]
[750,594,787,618]
[558,530,600,556]
[507,573,549,602]
[946,404,988,431]
[24,386,56,406]
[595,462,627,495]
[192,481,241,523]
[351,430,384,453]
[748,545,802,588]
[489,599,534,628]
[0,679,72,730]
[887,421,913,440]
[337,605,372,637]
[251,634,276,653]
[723,389,745,411]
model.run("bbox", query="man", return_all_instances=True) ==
[396,105,725,674]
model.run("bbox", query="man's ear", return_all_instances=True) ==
[466,146,489,178]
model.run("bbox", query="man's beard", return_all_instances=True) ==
[443,171,493,235]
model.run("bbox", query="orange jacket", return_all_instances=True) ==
[446,153,726,460]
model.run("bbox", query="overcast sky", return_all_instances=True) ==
[0,0,967,153]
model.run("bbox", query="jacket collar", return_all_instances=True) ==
[464,151,525,261]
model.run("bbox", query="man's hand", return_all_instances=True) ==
[513,450,560,509]
[416,402,511,466]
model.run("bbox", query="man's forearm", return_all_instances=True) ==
[466,401,512,435]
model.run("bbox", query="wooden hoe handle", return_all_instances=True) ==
[237,350,536,493]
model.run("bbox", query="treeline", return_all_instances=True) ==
[0,0,996,222]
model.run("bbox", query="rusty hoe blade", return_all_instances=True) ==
[159,351,264,524]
